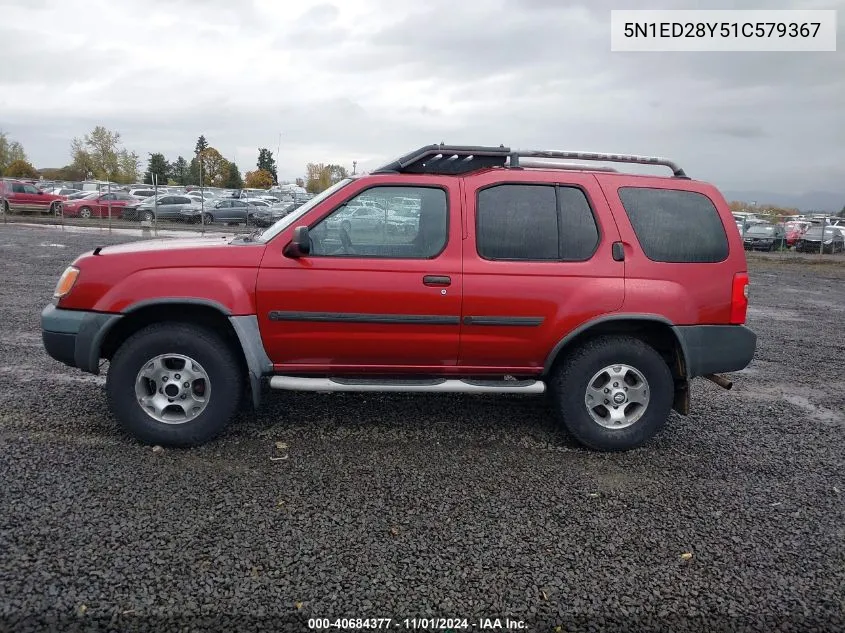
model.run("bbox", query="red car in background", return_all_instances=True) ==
[0,179,65,215]
[61,191,140,218]
[784,221,810,247]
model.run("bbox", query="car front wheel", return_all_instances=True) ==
[106,322,244,447]
[550,335,674,451]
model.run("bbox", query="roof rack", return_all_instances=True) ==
[372,144,688,178]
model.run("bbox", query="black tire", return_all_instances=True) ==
[549,335,674,452]
[203,213,214,224]
[106,322,243,447]
[141,210,154,222]
[50,202,61,216]
[79,206,93,219]
[2,200,8,214]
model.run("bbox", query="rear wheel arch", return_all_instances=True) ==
[544,314,690,412]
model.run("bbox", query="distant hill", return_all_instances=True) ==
[721,190,843,213]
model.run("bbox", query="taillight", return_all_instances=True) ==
[730,272,749,324]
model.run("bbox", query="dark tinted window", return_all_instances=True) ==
[12,183,26,193]
[618,187,729,263]
[174,196,192,204]
[558,187,600,260]
[158,196,175,205]
[477,185,558,260]
[476,184,599,261]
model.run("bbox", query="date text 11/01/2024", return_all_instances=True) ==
[307,617,527,630]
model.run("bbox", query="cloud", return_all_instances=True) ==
[0,0,842,195]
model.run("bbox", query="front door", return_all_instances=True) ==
[256,179,462,372]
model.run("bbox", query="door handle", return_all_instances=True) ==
[423,275,451,287]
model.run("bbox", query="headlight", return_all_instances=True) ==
[53,266,79,298]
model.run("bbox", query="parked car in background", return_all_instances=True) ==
[127,188,158,198]
[122,195,201,221]
[784,221,810,247]
[0,179,64,215]
[66,191,95,200]
[199,198,256,224]
[62,191,140,219]
[795,226,845,253]
[49,187,82,197]
[742,223,787,251]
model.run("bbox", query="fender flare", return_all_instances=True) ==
[542,313,689,376]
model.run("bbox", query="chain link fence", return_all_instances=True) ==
[0,189,299,238]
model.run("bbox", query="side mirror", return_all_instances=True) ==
[284,226,311,258]
[37,190,44,195]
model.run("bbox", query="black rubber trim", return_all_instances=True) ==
[41,304,122,374]
[268,311,460,325]
[42,330,77,368]
[122,298,233,316]
[543,313,677,375]
[672,325,757,378]
[332,377,447,386]
[463,316,544,326]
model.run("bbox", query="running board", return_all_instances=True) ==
[269,376,546,394]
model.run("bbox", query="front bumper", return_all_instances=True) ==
[41,304,122,374]
[673,324,757,378]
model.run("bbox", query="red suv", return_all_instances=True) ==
[1,179,65,215]
[40,144,756,451]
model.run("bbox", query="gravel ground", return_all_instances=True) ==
[1,225,843,633]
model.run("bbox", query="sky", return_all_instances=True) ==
[0,0,843,195]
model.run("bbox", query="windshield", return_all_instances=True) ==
[747,225,775,235]
[256,179,353,242]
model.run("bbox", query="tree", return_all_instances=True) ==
[224,162,244,189]
[171,156,189,185]
[256,148,278,184]
[196,147,229,187]
[305,162,349,193]
[117,149,141,184]
[245,168,273,189]
[70,125,121,180]
[5,159,38,178]
[0,132,28,176]
[144,153,171,185]
[195,135,209,156]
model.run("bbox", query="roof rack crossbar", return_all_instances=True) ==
[510,150,687,178]
[372,144,687,178]
[373,144,511,174]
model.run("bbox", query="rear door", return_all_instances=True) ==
[256,177,462,371]
[459,171,624,372]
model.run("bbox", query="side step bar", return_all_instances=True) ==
[269,376,546,394]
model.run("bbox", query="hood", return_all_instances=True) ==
[91,236,242,255]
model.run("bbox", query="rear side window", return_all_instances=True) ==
[476,184,599,261]
[618,187,729,263]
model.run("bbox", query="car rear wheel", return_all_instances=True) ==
[203,213,214,224]
[106,322,244,447]
[550,335,674,451]
[79,206,93,219]
[50,202,62,216]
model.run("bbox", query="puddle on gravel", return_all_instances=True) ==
[738,384,845,425]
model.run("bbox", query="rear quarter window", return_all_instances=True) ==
[617,187,729,263]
